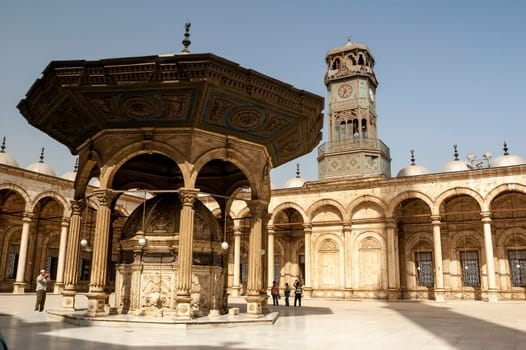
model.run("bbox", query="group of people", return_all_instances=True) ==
[271,279,303,307]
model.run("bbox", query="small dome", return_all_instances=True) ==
[284,163,306,188]
[490,143,525,168]
[442,144,473,173]
[442,160,473,172]
[89,178,100,187]
[397,150,430,177]
[0,137,19,167]
[26,148,56,176]
[284,177,306,188]
[61,158,78,181]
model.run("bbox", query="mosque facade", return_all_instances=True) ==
[1,38,526,315]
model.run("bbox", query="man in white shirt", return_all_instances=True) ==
[34,269,49,312]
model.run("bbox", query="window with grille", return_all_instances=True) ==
[460,251,480,287]
[240,253,248,284]
[415,252,434,286]
[508,250,526,287]
[273,255,280,283]
[6,245,19,279]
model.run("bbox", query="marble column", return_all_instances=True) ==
[267,226,275,292]
[13,213,32,294]
[431,215,445,302]
[87,191,114,317]
[231,227,242,296]
[61,200,83,310]
[53,218,69,293]
[481,211,498,302]
[386,219,400,300]
[342,223,352,298]
[245,200,267,317]
[303,223,313,298]
[175,188,199,319]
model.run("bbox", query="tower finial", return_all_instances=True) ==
[410,149,415,165]
[296,163,300,178]
[453,144,459,160]
[181,21,191,53]
[346,35,352,45]
[39,147,45,163]
[0,137,6,153]
[73,157,79,172]
[503,142,509,155]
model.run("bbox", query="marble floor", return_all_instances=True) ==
[1,293,526,349]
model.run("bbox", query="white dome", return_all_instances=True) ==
[89,178,100,187]
[26,162,56,176]
[491,154,525,167]
[490,144,525,168]
[0,137,18,167]
[61,171,77,181]
[442,160,473,172]
[284,177,306,188]
[0,152,19,167]
[397,164,430,177]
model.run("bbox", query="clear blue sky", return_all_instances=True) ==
[1,0,525,187]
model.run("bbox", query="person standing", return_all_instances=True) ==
[294,279,302,307]
[35,269,49,312]
[271,281,279,306]
[284,282,291,306]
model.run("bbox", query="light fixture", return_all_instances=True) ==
[80,239,89,247]
[221,208,228,250]
[261,249,266,256]
[136,190,147,246]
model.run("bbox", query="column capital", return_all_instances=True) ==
[70,199,85,214]
[385,217,396,227]
[431,215,441,224]
[267,226,275,235]
[342,223,352,232]
[22,212,33,221]
[179,188,200,207]
[247,200,268,219]
[93,190,115,207]
[303,223,313,233]
[480,211,492,221]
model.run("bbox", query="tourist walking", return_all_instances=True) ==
[284,282,291,306]
[34,269,49,312]
[294,279,302,307]
[271,281,279,306]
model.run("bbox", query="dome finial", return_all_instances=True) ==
[39,147,45,163]
[1,136,6,153]
[346,35,353,45]
[410,149,415,165]
[503,142,509,155]
[181,21,191,53]
[73,157,79,172]
[453,144,459,160]
[296,163,301,178]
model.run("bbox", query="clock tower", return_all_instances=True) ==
[318,38,391,179]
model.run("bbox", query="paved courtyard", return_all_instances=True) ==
[1,293,526,349]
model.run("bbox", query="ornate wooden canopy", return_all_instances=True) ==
[18,53,324,167]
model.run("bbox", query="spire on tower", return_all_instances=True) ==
[181,22,191,53]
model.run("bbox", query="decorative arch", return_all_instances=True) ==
[307,199,345,224]
[30,191,69,216]
[347,195,387,221]
[386,191,434,217]
[486,183,526,205]
[0,183,31,212]
[269,202,307,226]
[435,187,484,213]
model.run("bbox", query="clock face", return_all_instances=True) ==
[369,88,375,102]
[337,84,352,98]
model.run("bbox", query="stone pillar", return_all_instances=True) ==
[303,223,313,298]
[53,218,69,293]
[267,226,275,291]
[481,211,498,302]
[61,200,83,310]
[87,191,114,317]
[13,213,32,294]
[386,219,400,300]
[343,223,353,298]
[431,215,445,302]
[175,188,199,319]
[231,227,242,297]
[245,200,267,317]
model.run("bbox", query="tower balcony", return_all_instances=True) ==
[317,138,391,179]
[317,138,390,158]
